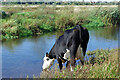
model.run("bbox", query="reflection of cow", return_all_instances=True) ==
[42,25,89,71]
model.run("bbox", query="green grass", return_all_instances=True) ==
[83,16,104,29]
[1,6,120,40]
[40,48,119,78]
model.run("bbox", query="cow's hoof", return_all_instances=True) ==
[70,67,74,72]
[60,70,62,72]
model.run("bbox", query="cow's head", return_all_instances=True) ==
[42,52,55,71]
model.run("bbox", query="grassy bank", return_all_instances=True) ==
[0,5,120,40]
[40,48,119,78]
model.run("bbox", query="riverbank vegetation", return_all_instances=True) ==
[0,5,120,40]
[40,48,119,78]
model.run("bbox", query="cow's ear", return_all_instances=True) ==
[46,52,49,57]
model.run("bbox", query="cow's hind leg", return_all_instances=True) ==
[69,44,78,71]
[80,51,85,65]
[78,45,85,65]
[70,48,77,71]
[81,43,88,65]
[70,58,76,71]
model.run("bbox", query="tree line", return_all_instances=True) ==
[1,1,120,5]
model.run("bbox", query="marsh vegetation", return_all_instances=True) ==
[0,5,120,40]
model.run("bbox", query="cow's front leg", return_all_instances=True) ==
[80,60,84,65]
[66,61,70,69]
[57,58,63,71]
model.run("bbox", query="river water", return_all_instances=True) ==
[2,27,119,78]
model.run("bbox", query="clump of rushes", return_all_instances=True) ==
[40,49,119,78]
[97,8,120,26]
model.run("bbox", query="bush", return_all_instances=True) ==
[0,10,9,19]
[19,27,33,37]
[83,17,104,29]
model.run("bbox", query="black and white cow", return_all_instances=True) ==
[42,25,89,71]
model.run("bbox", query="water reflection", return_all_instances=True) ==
[2,39,23,53]
[94,26,119,40]
[85,26,119,66]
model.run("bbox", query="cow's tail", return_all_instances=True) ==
[79,25,82,44]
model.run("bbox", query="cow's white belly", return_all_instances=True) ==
[63,45,84,61]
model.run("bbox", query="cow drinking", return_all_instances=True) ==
[42,25,89,71]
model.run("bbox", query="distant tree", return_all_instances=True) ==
[83,0,84,5]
